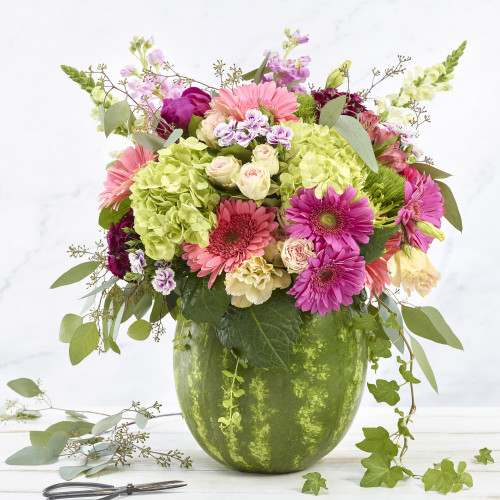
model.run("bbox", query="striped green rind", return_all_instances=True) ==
[173,307,368,473]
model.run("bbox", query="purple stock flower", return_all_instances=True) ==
[215,120,238,147]
[312,88,367,119]
[147,49,165,66]
[106,210,138,279]
[158,87,211,138]
[291,30,309,44]
[152,267,176,295]
[120,65,136,78]
[129,249,146,274]
[266,124,293,149]
[262,53,311,93]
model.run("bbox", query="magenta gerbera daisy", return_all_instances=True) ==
[288,245,366,315]
[182,198,278,287]
[285,186,375,252]
[396,169,445,252]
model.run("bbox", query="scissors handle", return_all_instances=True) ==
[43,482,117,499]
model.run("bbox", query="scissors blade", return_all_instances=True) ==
[132,480,187,491]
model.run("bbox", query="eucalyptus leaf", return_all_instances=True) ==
[410,335,438,392]
[85,460,114,477]
[59,314,83,343]
[435,180,462,232]
[5,446,49,465]
[253,53,271,84]
[92,412,122,435]
[80,277,119,299]
[163,128,183,148]
[80,293,95,315]
[377,293,404,354]
[103,100,131,137]
[69,322,99,366]
[111,303,126,341]
[133,132,165,153]
[334,115,378,172]
[150,293,169,323]
[127,320,152,341]
[133,293,153,320]
[7,378,41,398]
[45,431,69,459]
[98,198,131,230]
[30,431,53,447]
[242,66,271,81]
[51,261,100,289]
[285,78,304,90]
[45,420,93,436]
[411,162,451,179]
[59,465,93,481]
[135,409,149,429]
[319,95,347,127]
[65,410,88,421]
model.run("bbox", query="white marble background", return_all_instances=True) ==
[1,0,499,411]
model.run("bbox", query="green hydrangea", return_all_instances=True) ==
[279,121,368,201]
[130,137,220,261]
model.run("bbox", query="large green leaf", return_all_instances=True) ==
[360,451,404,488]
[103,100,131,137]
[411,162,451,179]
[7,378,41,398]
[69,323,99,365]
[242,65,271,81]
[6,431,68,466]
[410,335,438,392]
[318,95,346,127]
[50,261,100,289]
[80,277,119,299]
[132,132,165,153]
[98,198,131,230]
[356,427,398,456]
[163,128,183,148]
[216,290,302,370]
[435,180,462,232]
[188,115,203,138]
[59,314,83,343]
[180,275,230,328]
[402,305,463,349]
[217,144,252,163]
[359,226,399,264]
[92,412,122,435]
[127,320,152,341]
[334,115,378,172]
[367,379,400,406]
[45,420,93,436]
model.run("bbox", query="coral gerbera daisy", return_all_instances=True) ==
[98,144,155,209]
[285,186,374,252]
[396,169,445,252]
[182,198,278,287]
[288,245,366,315]
[209,81,299,123]
[364,233,400,296]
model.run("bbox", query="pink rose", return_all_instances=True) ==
[278,238,316,273]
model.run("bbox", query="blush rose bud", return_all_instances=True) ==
[325,60,351,89]
[236,162,271,200]
[206,155,242,189]
[252,144,280,175]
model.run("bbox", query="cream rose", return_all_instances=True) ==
[278,238,316,273]
[205,155,241,189]
[196,111,226,148]
[236,162,271,200]
[387,249,441,297]
[252,144,279,175]
[225,255,291,308]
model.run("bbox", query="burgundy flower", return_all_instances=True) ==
[106,209,138,279]
[312,88,366,119]
[158,87,211,138]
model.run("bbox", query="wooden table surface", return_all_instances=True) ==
[1,407,499,499]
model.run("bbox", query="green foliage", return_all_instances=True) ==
[436,180,463,232]
[69,322,99,365]
[80,276,119,299]
[127,319,152,341]
[217,144,253,163]
[253,52,271,84]
[164,128,183,147]
[50,261,100,289]
[377,293,405,353]
[422,459,472,494]
[353,313,379,332]
[103,100,132,137]
[295,93,317,124]
[401,305,463,349]
[334,115,378,173]
[59,314,83,343]
[443,41,467,75]
[360,451,404,488]
[364,164,406,215]
[410,335,438,392]
[359,226,399,264]
[135,409,149,429]
[133,132,166,153]
[368,337,392,371]
[302,472,328,496]
[180,275,231,328]
[216,290,302,370]
[60,65,96,94]
[475,447,494,465]
[396,356,421,384]
[7,378,41,398]
[411,162,451,179]
[356,427,398,456]
[92,412,122,434]
[188,115,204,138]
[218,358,247,431]
[318,96,346,127]
[367,379,400,406]
[98,198,132,230]
[6,431,68,466]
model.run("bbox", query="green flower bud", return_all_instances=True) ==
[416,220,445,242]
[325,60,351,89]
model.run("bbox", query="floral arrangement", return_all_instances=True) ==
[46,30,476,492]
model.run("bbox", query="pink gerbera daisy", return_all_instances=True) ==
[396,169,445,252]
[288,245,366,315]
[182,198,278,287]
[209,81,299,123]
[364,233,400,296]
[98,144,155,210]
[285,186,375,252]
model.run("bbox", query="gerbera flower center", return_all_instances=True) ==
[226,231,239,243]
[319,212,338,228]
[208,214,256,259]
[311,205,345,235]
[312,263,340,290]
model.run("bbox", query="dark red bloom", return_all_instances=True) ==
[158,87,211,138]
[312,88,366,119]
[106,209,138,279]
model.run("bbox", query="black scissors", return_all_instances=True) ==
[43,480,187,499]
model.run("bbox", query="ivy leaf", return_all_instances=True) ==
[353,313,379,333]
[367,379,400,406]
[132,132,166,153]
[422,459,472,494]
[216,290,302,370]
[334,115,378,172]
[435,180,463,232]
[7,378,42,398]
[301,472,328,496]
[411,162,451,179]
[180,275,231,328]
[69,323,99,366]
[356,427,398,456]
[318,95,347,127]
[360,451,404,488]
[359,227,399,264]
[402,305,463,349]
[98,198,131,230]
[368,337,392,359]
[60,65,96,94]
[50,261,100,289]
[475,447,494,465]
[103,100,131,137]
[396,356,421,384]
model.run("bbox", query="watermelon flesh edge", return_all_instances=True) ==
[173,307,368,473]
